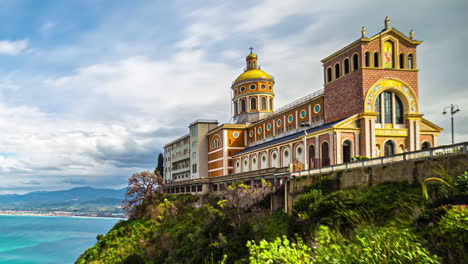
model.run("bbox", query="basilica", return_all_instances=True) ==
[163,18,442,185]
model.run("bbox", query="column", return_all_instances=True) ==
[415,120,421,150]
[370,119,376,158]
[336,132,342,164]
[408,119,415,151]
[223,130,228,175]
[329,132,334,165]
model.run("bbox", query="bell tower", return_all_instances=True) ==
[231,48,275,124]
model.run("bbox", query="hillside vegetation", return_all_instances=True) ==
[76,172,468,264]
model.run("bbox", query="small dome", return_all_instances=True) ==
[246,53,257,60]
[234,69,273,84]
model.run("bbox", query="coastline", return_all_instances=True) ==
[0,210,126,220]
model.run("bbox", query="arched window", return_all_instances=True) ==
[212,138,220,149]
[308,145,316,169]
[250,97,257,110]
[352,53,359,70]
[395,95,403,124]
[282,147,291,167]
[344,58,350,74]
[383,92,392,124]
[321,142,330,167]
[335,63,341,79]
[375,94,381,123]
[375,92,404,124]
[327,67,332,82]
[261,97,267,109]
[243,158,249,172]
[408,54,414,69]
[384,140,395,156]
[271,151,278,168]
[251,156,258,171]
[343,140,352,163]
[241,99,246,112]
[261,154,267,169]
[365,52,371,67]
[421,141,431,150]
[295,144,304,164]
[234,101,238,114]
[269,98,273,110]
[399,53,405,69]
[374,52,379,67]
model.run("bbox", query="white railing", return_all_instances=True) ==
[293,142,468,178]
[274,89,324,114]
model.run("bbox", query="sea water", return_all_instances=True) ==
[0,215,120,264]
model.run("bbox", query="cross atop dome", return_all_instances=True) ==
[249,46,254,54]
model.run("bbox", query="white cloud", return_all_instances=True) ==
[0,40,28,55]
[0,0,466,193]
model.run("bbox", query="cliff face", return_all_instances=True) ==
[77,180,468,264]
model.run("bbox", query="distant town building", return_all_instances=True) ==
[163,18,442,186]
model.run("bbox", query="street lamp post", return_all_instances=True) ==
[442,104,461,144]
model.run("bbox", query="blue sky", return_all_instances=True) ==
[0,0,466,194]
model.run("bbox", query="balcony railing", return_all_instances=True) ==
[293,142,468,178]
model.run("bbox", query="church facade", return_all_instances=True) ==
[163,18,442,184]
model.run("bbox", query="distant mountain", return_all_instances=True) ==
[0,186,126,214]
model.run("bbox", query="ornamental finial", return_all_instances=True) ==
[410,30,414,40]
[385,16,390,29]
[361,26,367,38]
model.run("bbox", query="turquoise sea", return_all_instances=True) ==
[0,215,120,264]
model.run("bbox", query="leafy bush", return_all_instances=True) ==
[455,171,468,194]
[247,226,439,264]
[247,235,313,264]
[314,225,440,264]
[293,189,322,217]
[423,205,468,264]
[294,183,423,231]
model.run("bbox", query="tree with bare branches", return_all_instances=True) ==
[123,170,163,218]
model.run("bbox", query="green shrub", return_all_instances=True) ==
[247,235,313,264]
[314,225,440,264]
[424,205,468,263]
[455,172,468,194]
[293,189,322,217]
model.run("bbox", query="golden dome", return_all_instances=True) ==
[246,53,257,59]
[234,69,273,84]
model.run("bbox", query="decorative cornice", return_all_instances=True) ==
[321,28,422,64]
[232,78,275,88]
[207,124,246,135]
[233,91,275,101]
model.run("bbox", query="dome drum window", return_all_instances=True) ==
[240,86,246,92]
[261,84,266,89]
[249,84,256,90]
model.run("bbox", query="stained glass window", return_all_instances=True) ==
[384,92,392,123]
[375,94,381,123]
[395,95,403,124]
